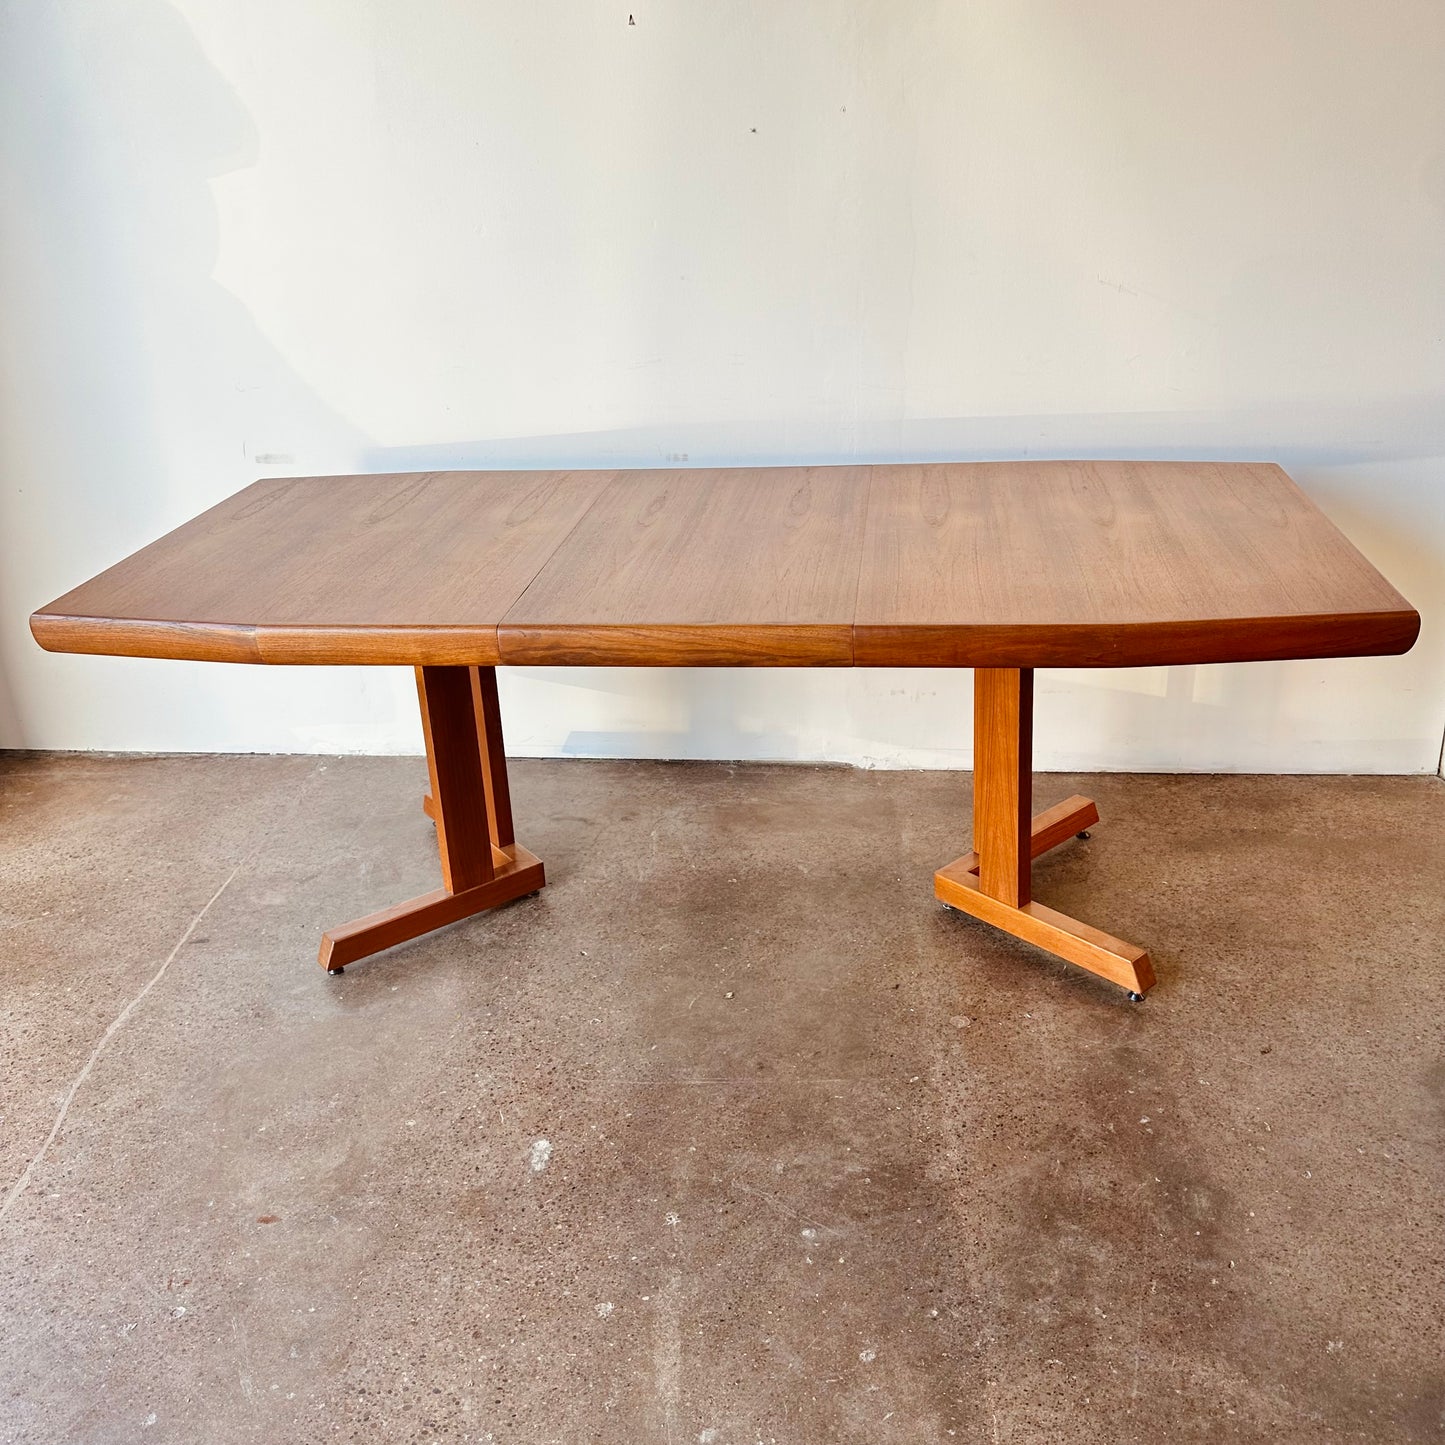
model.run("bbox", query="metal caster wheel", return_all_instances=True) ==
[1076,830,1091,840]
[329,966,345,976]
[1126,990,1144,1003]
[940,901,956,912]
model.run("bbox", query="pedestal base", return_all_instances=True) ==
[318,665,545,971]
[939,671,1156,997]
[935,818,1154,996]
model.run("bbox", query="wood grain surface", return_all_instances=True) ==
[852,460,1419,665]
[29,470,612,665]
[30,462,1420,669]
[497,466,870,665]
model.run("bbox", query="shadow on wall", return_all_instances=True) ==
[359,398,1445,473]
[0,0,365,749]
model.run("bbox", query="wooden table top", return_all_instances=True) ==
[31,461,1419,669]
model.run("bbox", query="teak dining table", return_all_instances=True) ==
[30,461,1419,998]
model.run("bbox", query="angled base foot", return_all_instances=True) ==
[935,854,1154,996]
[320,844,544,971]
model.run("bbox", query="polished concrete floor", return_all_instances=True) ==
[1,752,1442,1444]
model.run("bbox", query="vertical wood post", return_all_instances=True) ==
[471,666,515,851]
[973,668,1033,908]
[417,665,498,894]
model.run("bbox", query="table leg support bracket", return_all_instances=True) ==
[318,664,544,972]
[939,670,1156,998]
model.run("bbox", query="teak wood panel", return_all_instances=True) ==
[852,460,1419,666]
[31,461,1420,670]
[28,471,613,665]
[497,467,871,665]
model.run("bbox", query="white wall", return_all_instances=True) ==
[2,0,1442,772]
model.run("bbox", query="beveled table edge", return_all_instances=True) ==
[851,609,1422,668]
[30,607,1420,669]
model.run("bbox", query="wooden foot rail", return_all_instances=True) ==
[319,665,544,971]
[934,668,1155,998]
